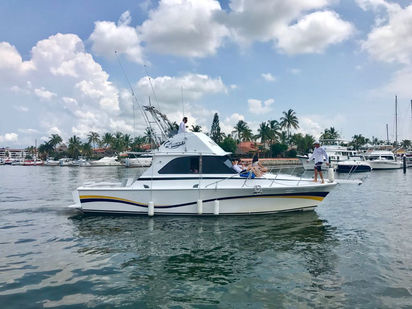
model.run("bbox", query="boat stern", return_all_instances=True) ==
[67,189,83,211]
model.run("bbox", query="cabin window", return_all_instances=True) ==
[158,156,236,174]
[158,156,199,174]
[202,156,236,174]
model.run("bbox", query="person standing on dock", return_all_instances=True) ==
[178,117,188,134]
[307,141,329,183]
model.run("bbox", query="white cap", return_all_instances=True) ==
[314,140,320,144]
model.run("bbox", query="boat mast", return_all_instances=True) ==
[386,124,389,144]
[395,95,398,145]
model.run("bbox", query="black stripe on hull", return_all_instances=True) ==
[80,206,318,216]
[80,192,329,209]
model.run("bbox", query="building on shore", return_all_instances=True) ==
[0,147,27,159]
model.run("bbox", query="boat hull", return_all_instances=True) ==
[369,160,402,170]
[75,183,335,215]
[336,163,371,173]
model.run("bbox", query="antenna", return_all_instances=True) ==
[115,51,151,138]
[181,87,185,118]
[143,65,161,111]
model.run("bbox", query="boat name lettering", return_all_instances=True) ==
[164,140,186,149]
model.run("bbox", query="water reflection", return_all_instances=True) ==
[69,211,342,306]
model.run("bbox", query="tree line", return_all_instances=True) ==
[31,108,411,160]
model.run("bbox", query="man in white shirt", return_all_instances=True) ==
[307,141,329,183]
[232,160,243,173]
[178,117,188,134]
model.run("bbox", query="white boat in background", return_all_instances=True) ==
[59,158,74,166]
[76,158,91,167]
[363,151,402,170]
[45,158,60,166]
[123,152,152,168]
[69,132,337,216]
[11,159,24,166]
[298,142,356,171]
[336,157,372,173]
[89,156,121,166]
[402,151,412,168]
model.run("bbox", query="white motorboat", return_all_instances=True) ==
[363,150,402,170]
[123,152,152,168]
[45,158,60,166]
[336,157,372,173]
[89,156,121,166]
[298,143,356,171]
[59,158,74,166]
[69,132,337,215]
[11,159,24,166]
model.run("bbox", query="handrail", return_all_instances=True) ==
[204,173,240,188]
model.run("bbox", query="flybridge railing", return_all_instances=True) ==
[202,166,308,190]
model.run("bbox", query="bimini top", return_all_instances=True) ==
[155,132,229,156]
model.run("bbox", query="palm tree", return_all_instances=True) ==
[81,142,93,158]
[401,139,411,149]
[131,136,146,151]
[87,131,100,149]
[144,127,155,146]
[269,120,281,143]
[25,146,37,158]
[49,134,62,152]
[320,127,340,141]
[68,135,82,159]
[38,141,54,159]
[233,120,253,142]
[257,122,272,146]
[278,131,288,144]
[111,132,125,153]
[280,109,299,138]
[190,125,202,132]
[123,134,132,151]
[350,134,367,150]
[102,132,113,149]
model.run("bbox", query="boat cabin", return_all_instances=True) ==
[141,132,237,177]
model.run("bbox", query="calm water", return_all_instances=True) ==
[0,166,411,308]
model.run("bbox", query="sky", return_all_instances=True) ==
[0,0,411,148]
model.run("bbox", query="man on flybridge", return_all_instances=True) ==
[178,117,188,134]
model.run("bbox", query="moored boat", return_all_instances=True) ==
[336,158,372,173]
[89,156,121,166]
[363,151,402,170]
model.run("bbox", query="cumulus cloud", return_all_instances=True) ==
[0,133,18,143]
[89,11,144,63]
[34,87,57,100]
[138,0,229,58]
[359,2,412,64]
[276,11,354,54]
[248,98,274,115]
[136,73,227,112]
[221,0,353,54]
[0,42,34,85]
[297,114,346,138]
[0,33,121,141]
[86,1,353,61]
[261,73,276,82]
